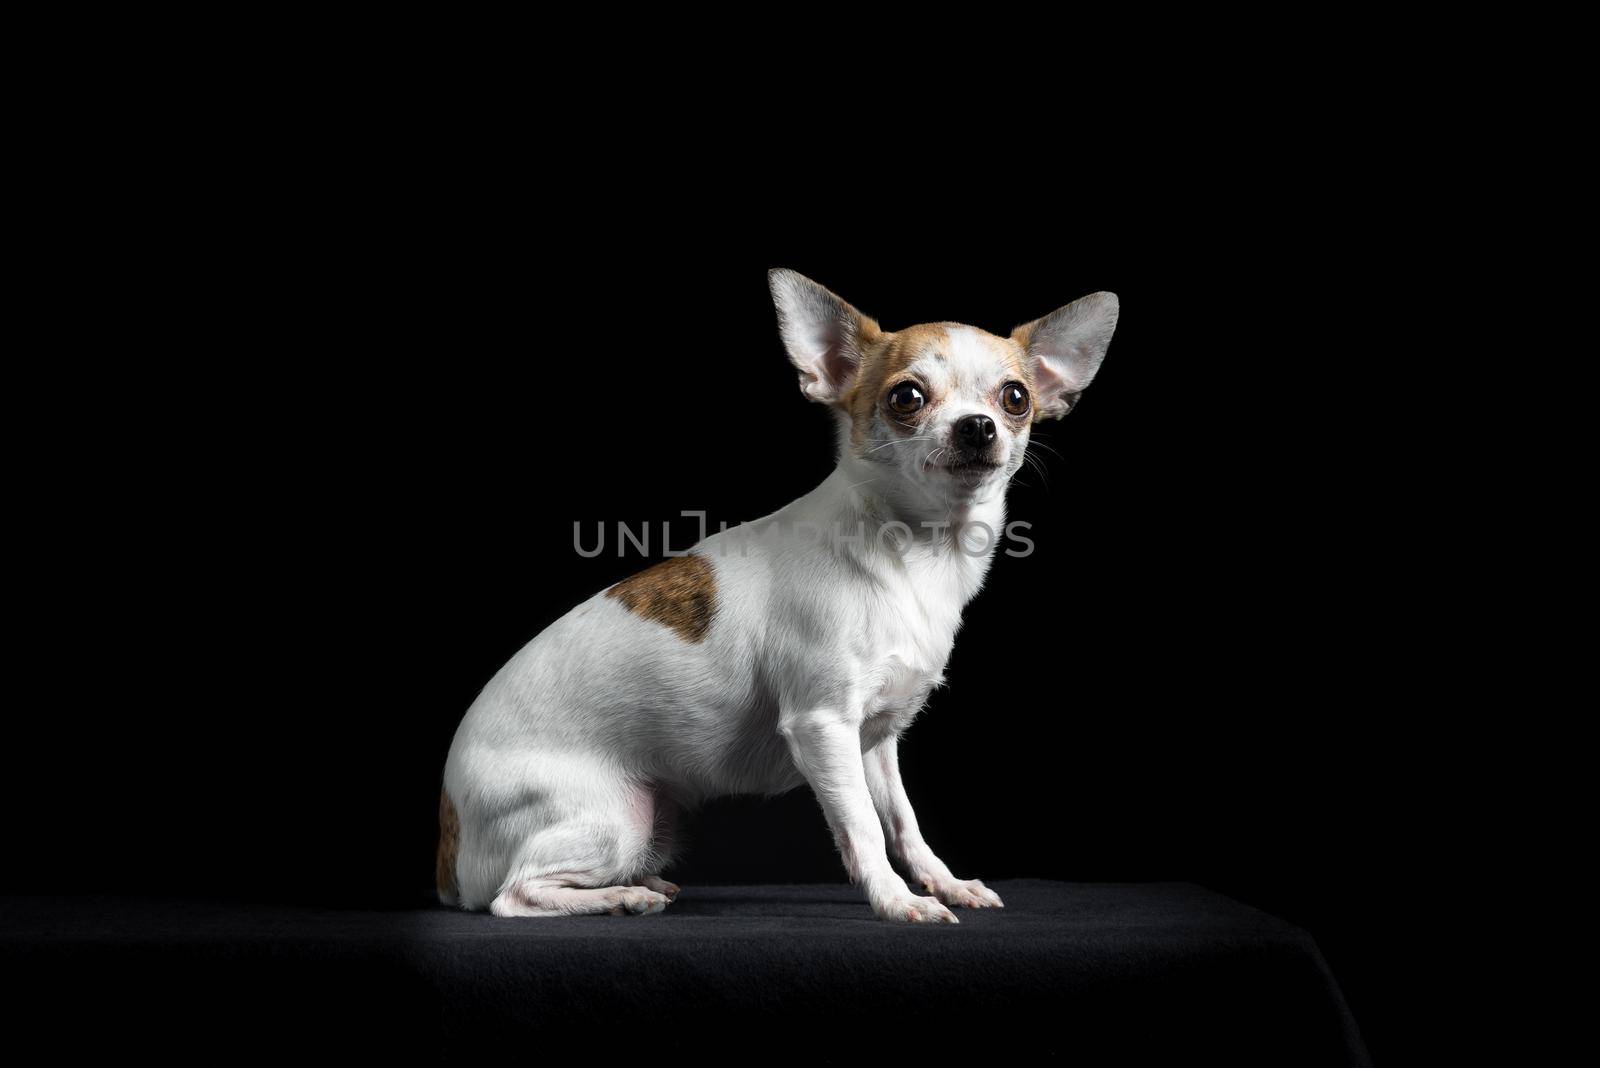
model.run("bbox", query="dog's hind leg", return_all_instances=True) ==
[636,790,684,901]
[491,877,671,917]
[487,776,674,918]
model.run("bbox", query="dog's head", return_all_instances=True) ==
[770,269,1118,500]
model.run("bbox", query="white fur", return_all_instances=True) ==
[441,273,1116,921]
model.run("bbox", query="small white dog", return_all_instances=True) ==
[438,270,1118,922]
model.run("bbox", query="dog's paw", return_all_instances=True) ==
[925,877,1004,909]
[606,887,673,916]
[876,894,959,924]
[641,875,681,900]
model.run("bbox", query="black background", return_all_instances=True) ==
[10,145,1449,1063]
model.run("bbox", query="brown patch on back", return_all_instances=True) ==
[606,553,717,643]
[436,788,460,901]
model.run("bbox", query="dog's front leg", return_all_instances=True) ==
[864,736,1004,910]
[780,708,958,924]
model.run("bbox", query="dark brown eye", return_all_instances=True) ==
[887,382,925,415]
[1000,381,1030,417]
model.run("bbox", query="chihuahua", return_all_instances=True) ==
[438,270,1118,922]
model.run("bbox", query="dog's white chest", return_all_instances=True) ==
[854,557,966,740]
[860,649,945,751]
[869,652,940,712]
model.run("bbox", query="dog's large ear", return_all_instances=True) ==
[769,268,880,405]
[1011,292,1119,420]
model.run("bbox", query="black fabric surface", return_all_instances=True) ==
[3,880,1369,1064]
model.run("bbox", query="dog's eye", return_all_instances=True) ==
[887,383,925,415]
[1000,382,1030,417]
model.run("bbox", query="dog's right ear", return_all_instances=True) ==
[769,269,880,405]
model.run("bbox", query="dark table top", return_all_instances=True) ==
[2,880,1369,1065]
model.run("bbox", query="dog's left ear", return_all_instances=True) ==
[769,268,881,406]
[1011,292,1119,420]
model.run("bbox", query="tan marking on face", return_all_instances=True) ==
[436,788,460,900]
[844,323,1032,449]
[845,323,944,448]
[606,553,718,643]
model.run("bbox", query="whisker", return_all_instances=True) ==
[865,437,921,454]
[1021,450,1052,490]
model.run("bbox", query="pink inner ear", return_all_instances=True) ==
[819,343,859,392]
[1030,355,1073,411]
[791,315,859,399]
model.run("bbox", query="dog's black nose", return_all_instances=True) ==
[955,414,997,448]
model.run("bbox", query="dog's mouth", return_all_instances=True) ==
[938,458,1003,476]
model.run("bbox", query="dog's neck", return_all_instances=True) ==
[772,452,1007,609]
[828,452,1008,539]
